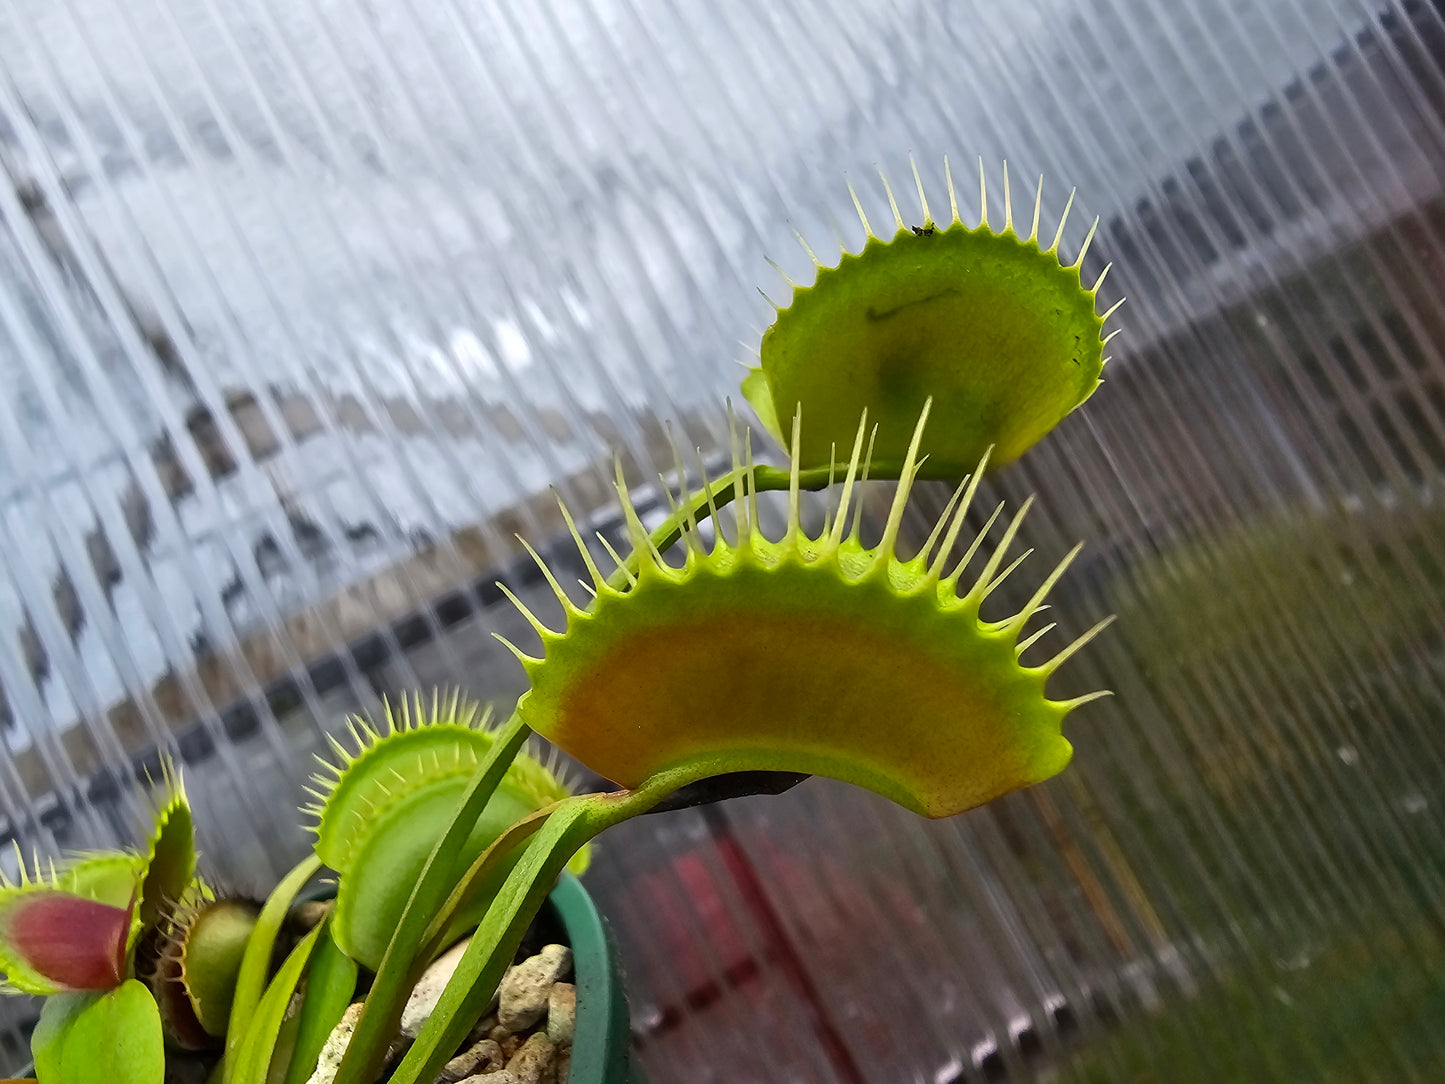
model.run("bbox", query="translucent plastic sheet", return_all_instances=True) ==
[1,0,1443,1079]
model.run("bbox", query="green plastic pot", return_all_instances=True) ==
[545,873,641,1084]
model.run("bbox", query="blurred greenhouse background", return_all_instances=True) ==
[2,0,1444,1079]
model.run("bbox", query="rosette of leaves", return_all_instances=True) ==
[306,691,585,970]
[743,160,1123,477]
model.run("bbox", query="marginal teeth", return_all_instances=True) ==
[1016,622,1057,656]
[910,156,933,228]
[847,178,877,239]
[945,155,960,223]
[510,406,1110,813]
[979,548,1034,603]
[1029,174,1044,243]
[879,165,906,232]
[1073,216,1101,269]
[1039,615,1118,677]
[1050,187,1077,254]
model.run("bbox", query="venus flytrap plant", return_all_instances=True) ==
[7,159,1119,1084]
[352,162,1119,1083]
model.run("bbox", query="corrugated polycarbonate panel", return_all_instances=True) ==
[2,0,1444,1079]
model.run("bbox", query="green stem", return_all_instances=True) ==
[282,927,358,1084]
[419,803,556,959]
[222,854,322,1084]
[331,712,532,1084]
[608,462,834,587]
[229,924,323,1084]
[387,765,704,1084]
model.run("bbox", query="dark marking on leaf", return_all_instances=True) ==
[865,287,959,322]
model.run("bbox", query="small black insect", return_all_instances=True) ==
[910,224,936,237]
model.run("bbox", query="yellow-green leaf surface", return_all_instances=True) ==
[745,163,1116,477]
[504,406,1112,819]
[30,981,164,1084]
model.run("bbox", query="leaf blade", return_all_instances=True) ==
[31,980,164,1084]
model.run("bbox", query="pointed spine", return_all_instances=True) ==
[942,501,1005,590]
[917,476,969,570]
[1037,615,1117,676]
[1002,160,1013,234]
[1050,188,1076,254]
[614,459,669,575]
[496,582,559,641]
[977,157,989,229]
[728,402,749,542]
[1005,543,1083,633]
[1016,622,1057,656]
[847,424,879,544]
[944,155,960,224]
[785,404,804,545]
[847,179,876,239]
[555,492,610,596]
[829,411,871,549]
[927,449,992,582]
[979,548,1034,602]
[1074,216,1100,269]
[878,166,905,232]
[794,229,822,269]
[911,156,932,227]
[871,398,932,571]
[595,532,636,587]
[1029,175,1044,243]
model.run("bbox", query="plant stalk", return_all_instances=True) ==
[387,765,705,1084]
[222,854,322,1084]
